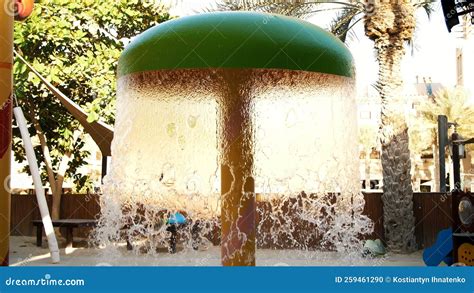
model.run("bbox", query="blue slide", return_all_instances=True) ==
[423,228,453,266]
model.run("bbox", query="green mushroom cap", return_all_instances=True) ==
[118,11,354,78]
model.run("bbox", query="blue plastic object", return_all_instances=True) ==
[167,212,187,225]
[423,228,453,266]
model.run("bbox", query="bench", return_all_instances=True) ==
[32,219,97,248]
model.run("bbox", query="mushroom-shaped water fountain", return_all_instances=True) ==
[97,12,371,266]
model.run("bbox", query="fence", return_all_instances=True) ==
[363,192,452,249]
[11,193,99,238]
[10,192,451,248]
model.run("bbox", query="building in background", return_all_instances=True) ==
[454,17,474,191]
[456,15,474,92]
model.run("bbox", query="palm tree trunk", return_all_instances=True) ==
[365,2,417,252]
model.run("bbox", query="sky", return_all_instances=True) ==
[166,1,465,94]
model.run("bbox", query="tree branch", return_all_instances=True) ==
[23,100,58,195]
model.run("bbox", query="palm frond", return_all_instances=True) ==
[211,0,290,13]
[416,87,474,137]
[328,7,362,42]
[211,0,358,18]
[414,0,438,20]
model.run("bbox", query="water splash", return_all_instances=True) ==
[93,69,372,264]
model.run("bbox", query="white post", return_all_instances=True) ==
[13,107,60,263]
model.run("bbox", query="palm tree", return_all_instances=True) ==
[213,0,436,252]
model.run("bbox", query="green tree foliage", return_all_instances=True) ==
[12,0,171,217]
[417,87,474,139]
[411,86,474,157]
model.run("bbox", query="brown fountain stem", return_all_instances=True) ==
[220,70,256,266]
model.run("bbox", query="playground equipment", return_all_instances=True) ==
[424,189,474,266]
[0,0,61,265]
[13,106,60,263]
[363,239,386,257]
[98,11,371,266]
[423,228,453,266]
[13,52,114,157]
[452,190,473,265]
[457,243,474,266]
[0,0,19,267]
[13,0,34,21]
[437,116,474,265]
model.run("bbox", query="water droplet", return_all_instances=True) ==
[186,177,198,193]
[187,115,198,128]
[161,163,176,187]
[166,123,176,137]
[178,135,186,150]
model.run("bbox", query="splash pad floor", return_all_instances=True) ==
[9,236,425,266]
